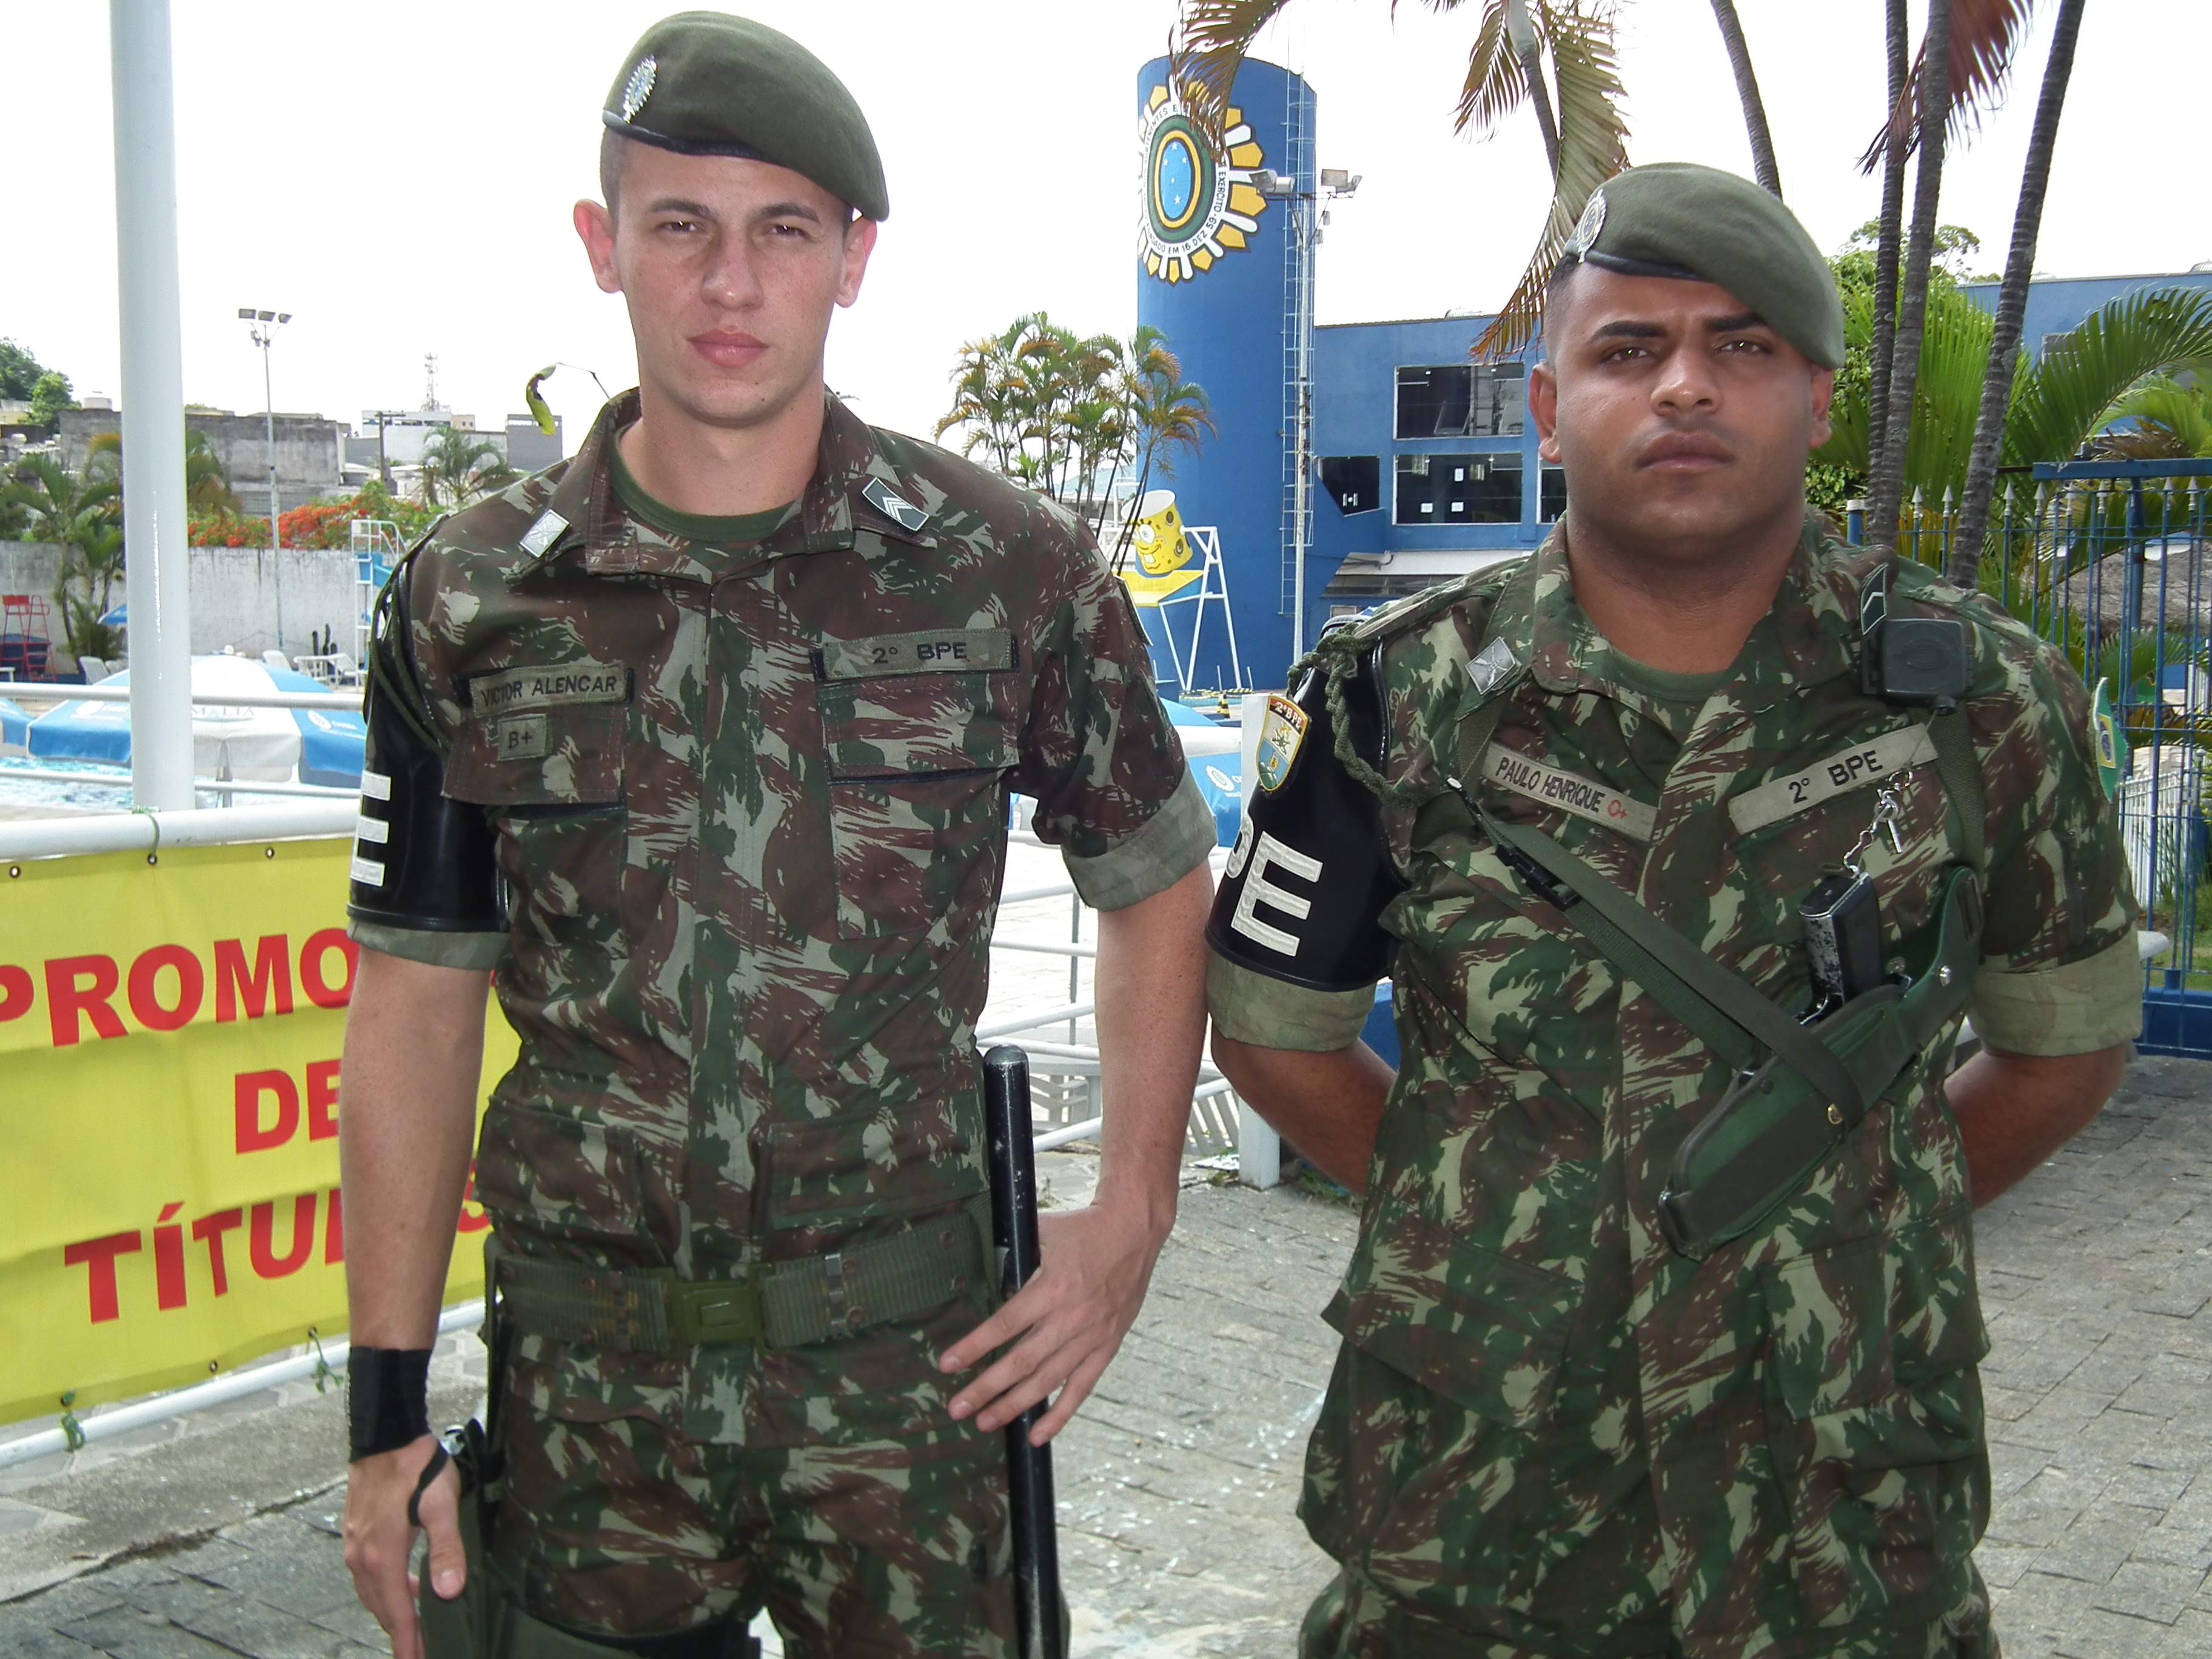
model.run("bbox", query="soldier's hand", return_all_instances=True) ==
[939,1198,1172,1443]
[341,1434,463,1659]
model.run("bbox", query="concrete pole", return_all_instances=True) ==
[110,0,196,811]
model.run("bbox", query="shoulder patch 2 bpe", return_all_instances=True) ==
[1255,695,1309,792]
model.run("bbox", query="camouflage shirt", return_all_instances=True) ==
[350,390,1212,1295]
[1208,522,2139,1651]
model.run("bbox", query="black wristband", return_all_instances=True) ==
[347,1347,434,1462]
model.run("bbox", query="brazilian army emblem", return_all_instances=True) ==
[1139,84,1269,285]
[1254,694,1309,791]
[1566,187,1607,258]
[618,56,657,122]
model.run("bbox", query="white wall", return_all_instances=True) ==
[0,541,362,665]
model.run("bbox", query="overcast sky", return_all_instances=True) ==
[5,1,2205,455]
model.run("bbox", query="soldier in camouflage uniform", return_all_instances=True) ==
[1208,164,2139,1657]
[335,15,1215,1659]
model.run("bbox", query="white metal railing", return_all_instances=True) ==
[10,683,359,711]
[0,800,355,860]
[0,1299,484,1472]
[3,766,355,800]
[0,791,1269,1456]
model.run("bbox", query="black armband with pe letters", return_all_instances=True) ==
[1206,652,1401,991]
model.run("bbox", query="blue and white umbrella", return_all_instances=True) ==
[27,655,364,787]
[1192,752,1244,846]
[98,602,127,629]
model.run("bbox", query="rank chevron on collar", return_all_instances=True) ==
[859,477,931,536]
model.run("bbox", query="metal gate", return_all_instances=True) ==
[1883,460,2212,1056]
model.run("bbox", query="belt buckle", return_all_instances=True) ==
[682,1279,760,1345]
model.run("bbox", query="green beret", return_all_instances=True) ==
[1559,163,1843,369]
[603,11,888,222]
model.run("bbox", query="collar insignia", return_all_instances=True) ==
[860,478,930,535]
[1467,636,1521,696]
[618,56,656,124]
[1565,188,1607,259]
[518,510,568,560]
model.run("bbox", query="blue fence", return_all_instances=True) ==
[1871,461,2212,1056]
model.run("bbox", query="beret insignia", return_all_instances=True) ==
[1565,188,1607,259]
[618,56,657,124]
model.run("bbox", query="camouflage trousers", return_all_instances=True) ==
[488,1296,1018,1658]
[1298,1569,1999,1659]
[1299,1340,1998,1659]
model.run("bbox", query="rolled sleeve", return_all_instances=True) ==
[1207,951,1377,1051]
[1064,766,1215,911]
[349,919,508,972]
[1017,520,1210,900]
[1968,931,2143,1057]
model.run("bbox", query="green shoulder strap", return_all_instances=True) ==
[1479,808,1867,1116]
[1925,707,1988,871]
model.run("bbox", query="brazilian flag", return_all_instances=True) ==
[2090,677,2127,800]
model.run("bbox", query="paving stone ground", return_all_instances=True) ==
[2,1054,2207,1657]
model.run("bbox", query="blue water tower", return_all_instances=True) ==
[1136,56,1317,694]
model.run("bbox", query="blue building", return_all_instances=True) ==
[1133,59,2212,702]
[1301,269,2212,643]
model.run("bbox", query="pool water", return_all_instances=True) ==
[0,755,136,811]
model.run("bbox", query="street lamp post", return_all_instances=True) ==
[238,308,289,543]
[239,306,290,651]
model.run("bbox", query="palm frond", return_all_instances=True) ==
[1470,4,1628,360]
[1858,0,2031,172]
[2096,376,2212,461]
[1169,0,1291,137]
[1452,2,1529,138]
[2007,289,2212,468]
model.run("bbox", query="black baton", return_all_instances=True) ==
[980,1044,1066,1659]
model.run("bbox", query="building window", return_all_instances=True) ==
[1394,364,1527,439]
[1394,453,1523,525]
[1540,465,1567,523]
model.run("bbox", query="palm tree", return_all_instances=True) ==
[1866,0,1956,548]
[936,333,1026,477]
[1862,0,2036,545]
[1705,0,1778,196]
[1171,0,1630,361]
[1949,0,2088,588]
[1,455,126,659]
[1109,330,1216,570]
[936,320,1215,563]
[1815,287,2212,573]
[416,426,517,508]
[1866,0,1911,475]
[82,427,240,514]
[1,455,117,551]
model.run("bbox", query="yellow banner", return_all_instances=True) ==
[0,837,517,1428]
